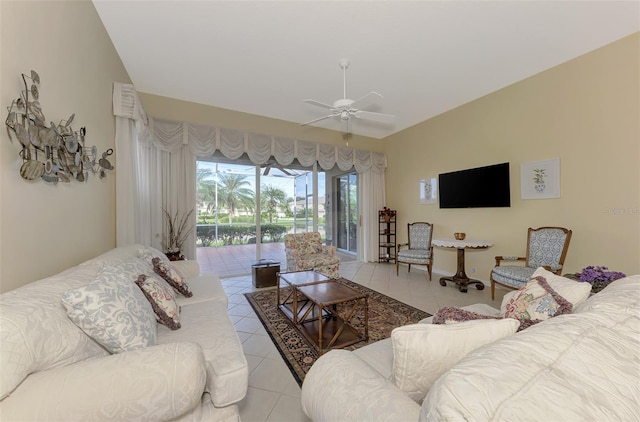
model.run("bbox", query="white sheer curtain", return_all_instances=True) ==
[113,83,386,261]
[359,154,387,262]
[113,84,197,259]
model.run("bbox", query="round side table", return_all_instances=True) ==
[432,238,493,293]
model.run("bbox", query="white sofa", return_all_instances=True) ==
[0,244,248,421]
[301,273,640,421]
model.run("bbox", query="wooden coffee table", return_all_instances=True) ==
[295,281,369,355]
[277,270,331,324]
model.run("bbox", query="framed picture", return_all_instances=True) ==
[419,178,437,204]
[521,158,560,199]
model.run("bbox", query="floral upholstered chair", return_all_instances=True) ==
[396,222,434,280]
[284,232,340,278]
[490,226,573,300]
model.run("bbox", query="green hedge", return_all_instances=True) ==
[196,224,289,246]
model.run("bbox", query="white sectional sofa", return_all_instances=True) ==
[301,272,640,421]
[0,244,248,421]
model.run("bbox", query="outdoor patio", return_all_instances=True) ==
[196,243,357,278]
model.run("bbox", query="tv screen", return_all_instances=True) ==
[438,163,511,208]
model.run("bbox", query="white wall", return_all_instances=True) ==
[0,0,131,292]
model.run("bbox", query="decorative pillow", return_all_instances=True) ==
[152,257,193,297]
[391,318,520,403]
[135,274,181,330]
[432,306,502,324]
[501,267,591,320]
[61,267,157,353]
[111,257,155,281]
[138,246,169,264]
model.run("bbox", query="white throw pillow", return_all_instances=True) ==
[500,267,592,319]
[137,246,169,263]
[61,266,157,353]
[391,318,519,402]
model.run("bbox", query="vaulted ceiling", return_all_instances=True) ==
[93,1,639,139]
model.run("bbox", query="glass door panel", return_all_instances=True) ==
[294,172,312,234]
[259,164,297,262]
[195,160,257,275]
[336,172,358,253]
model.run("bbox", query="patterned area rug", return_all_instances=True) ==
[244,278,431,386]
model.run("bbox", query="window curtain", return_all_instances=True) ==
[359,153,387,262]
[113,83,386,261]
[113,83,197,259]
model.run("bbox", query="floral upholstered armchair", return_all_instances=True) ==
[284,232,340,278]
[490,226,573,300]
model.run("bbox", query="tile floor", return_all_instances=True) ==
[221,261,511,422]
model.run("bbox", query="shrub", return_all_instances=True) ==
[196,223,289,246]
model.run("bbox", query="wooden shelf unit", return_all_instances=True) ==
[378,210,396,263]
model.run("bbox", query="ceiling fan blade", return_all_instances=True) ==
[351,91,383,108]
[353,110,395,123]
[303,99,335,110]
[300,114,337,126]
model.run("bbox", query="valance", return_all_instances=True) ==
[113,84,386,174]
[149,117,386,174]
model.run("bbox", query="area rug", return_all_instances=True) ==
[244,278,431,386]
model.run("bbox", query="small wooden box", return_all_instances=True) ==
[251,260,280,288]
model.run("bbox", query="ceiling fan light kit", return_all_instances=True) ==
[301,59,395,132]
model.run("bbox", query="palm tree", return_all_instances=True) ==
[261,184,290,223]
[218,173,254,223]
[196,166,216,214]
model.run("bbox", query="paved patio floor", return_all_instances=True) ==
[196,243,356,278]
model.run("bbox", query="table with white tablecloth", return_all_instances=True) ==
[432,238,493,293]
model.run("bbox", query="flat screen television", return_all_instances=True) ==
[438,162,511,208]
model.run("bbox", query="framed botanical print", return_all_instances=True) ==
[420,178,437,204]
[521,158,560,199]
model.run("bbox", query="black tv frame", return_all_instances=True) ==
[438,162,511,209]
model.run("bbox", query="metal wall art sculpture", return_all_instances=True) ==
[5,70,114,183]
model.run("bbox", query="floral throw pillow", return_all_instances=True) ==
[152,257,193,297]
[135,274,181,330]
[502,275,574,330]
[501,267,591,320]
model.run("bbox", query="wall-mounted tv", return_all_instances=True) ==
[438,162,511,208]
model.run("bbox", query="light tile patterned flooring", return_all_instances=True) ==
[218,260,510,422]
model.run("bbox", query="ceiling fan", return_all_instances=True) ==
[301,59,395,131]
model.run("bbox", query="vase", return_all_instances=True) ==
[166,251,185,261]
[383,215,391,223]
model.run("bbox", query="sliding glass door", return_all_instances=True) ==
[336,172,358,254]
[196,157,351,276]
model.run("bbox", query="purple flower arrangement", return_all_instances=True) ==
[578,265,626,293]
